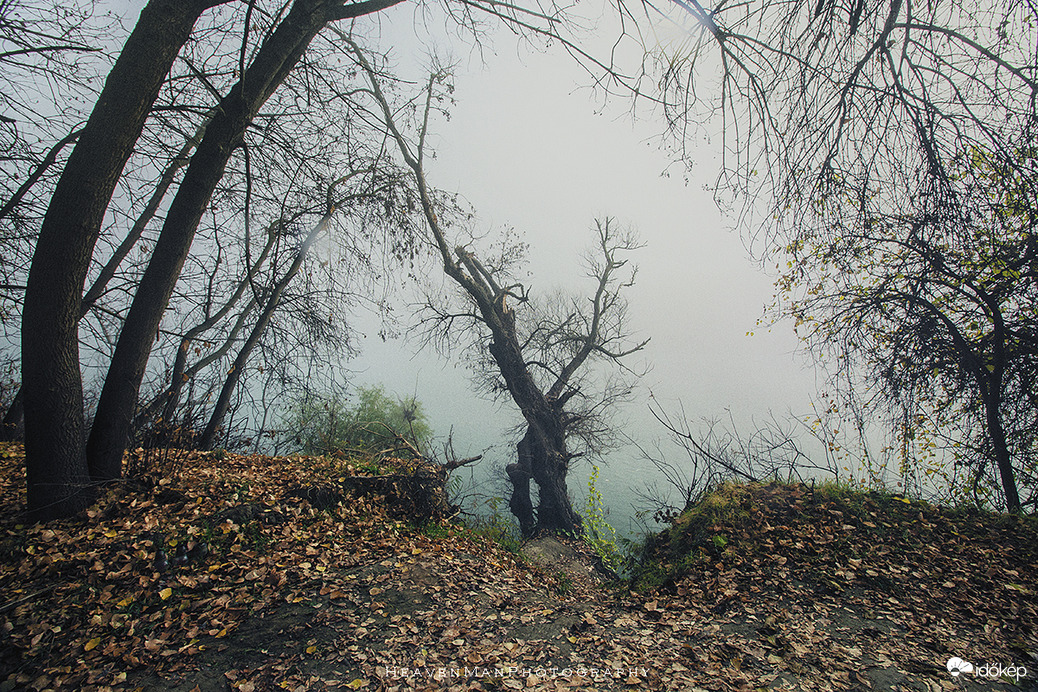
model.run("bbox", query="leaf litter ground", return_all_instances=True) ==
[0,444,1036,691]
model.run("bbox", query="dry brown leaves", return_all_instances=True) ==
[1,447,1036,692]
[0,445,433,690]
[631,483,1038,691]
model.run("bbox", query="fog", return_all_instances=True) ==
[340,22,822,532]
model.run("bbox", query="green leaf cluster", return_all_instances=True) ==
[286,385,432,457]
[579,464,624,575]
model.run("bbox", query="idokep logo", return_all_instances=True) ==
[947,656,1030,684]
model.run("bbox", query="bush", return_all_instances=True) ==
[287,385,433,457]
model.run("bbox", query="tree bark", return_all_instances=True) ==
[507,436,536,537]
[85,0,404,481]
[21,0,225,520]
[972,289,1021,513]
[487,325,583,537]
[509,422,583,537]
[529,433,583,535]
[982,384,1021,512]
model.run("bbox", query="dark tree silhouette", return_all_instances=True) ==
[355,48,648,536]
[22,0,234,518]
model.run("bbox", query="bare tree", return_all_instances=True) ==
[353,46,648,536]
[83,0,413,486]
[21,0,411,518]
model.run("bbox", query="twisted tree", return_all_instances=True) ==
[354,47,648,536]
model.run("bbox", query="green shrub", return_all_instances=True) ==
[286,385,433,457]
[464,497,524,554]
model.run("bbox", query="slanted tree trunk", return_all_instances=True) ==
[21,0,228,520]
[86,0,404,482]
[977,356,1021,513]
[966,291,1020,513]
[985,393,1021,513]
[486,328,584,536]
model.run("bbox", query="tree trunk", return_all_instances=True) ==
[21,0,223,520]
[508,423,584,537]
[507,434,536,537]
[983,388,1021,512]
[489,335,583,537]
[86,0,344,481]
[974,304,1021,513]
[539,419,584,535]
[531,439,583,535]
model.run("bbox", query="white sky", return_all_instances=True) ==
[343,9,823,528]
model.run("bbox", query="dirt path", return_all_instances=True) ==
[127,537,604,691]
[126,534,1033,691]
